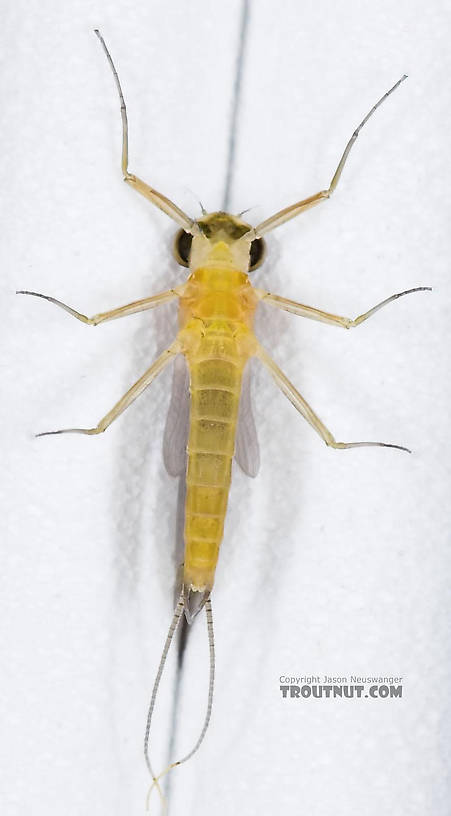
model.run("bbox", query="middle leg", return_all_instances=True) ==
[258,287,431,329]
[17,288,179,326]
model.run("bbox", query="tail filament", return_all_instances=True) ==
[144,594,216,810]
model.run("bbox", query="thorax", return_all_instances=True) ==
[177,266,259,363]
[178,266,258,328]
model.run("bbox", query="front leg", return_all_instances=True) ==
[94,30,198,236]
[247,76,408,239]
[259,287,431,329]
[17,288,178,325]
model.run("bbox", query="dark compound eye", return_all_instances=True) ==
[173,229,193,267]
[249,237,265,271]
[173,228,265,271]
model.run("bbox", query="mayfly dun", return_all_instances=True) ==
[18,30,430,808]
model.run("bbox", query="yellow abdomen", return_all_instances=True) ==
[185,331,244,590]
[178,262,258,592]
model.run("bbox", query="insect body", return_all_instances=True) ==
[179,221,260,607]
[18,30,430,803]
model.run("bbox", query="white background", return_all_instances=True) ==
[2,1,450,814]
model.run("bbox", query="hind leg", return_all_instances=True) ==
[37,342,180,437]
[255,343,410,453]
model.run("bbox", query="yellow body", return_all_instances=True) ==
[176,225,260,594]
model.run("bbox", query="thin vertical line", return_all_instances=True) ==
[222,0,251,211]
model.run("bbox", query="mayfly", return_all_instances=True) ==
[18,31,430,806]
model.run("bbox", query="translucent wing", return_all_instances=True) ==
[163,353,190,477]
[235,361,260,477]
[163,355,260,478]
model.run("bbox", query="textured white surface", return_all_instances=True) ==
[2,1,450,815]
